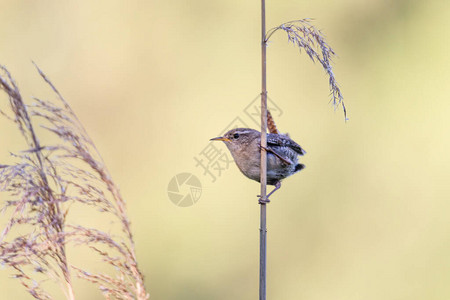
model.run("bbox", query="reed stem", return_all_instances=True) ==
[259,0,268,299]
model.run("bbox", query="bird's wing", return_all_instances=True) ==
[267,133,306,156]
[260,145,291,164]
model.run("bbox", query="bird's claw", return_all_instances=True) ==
[257,182,281,204]
[257,195,271,204]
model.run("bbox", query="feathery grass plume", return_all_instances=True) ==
[0,64,149,300]
[265,19,347,120]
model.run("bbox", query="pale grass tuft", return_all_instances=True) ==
[266,19,347,120]
[0,64,149,299]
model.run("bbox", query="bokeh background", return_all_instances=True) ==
[1,0,449,299]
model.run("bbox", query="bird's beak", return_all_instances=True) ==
[210,136,231,142]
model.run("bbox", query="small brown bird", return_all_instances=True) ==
[210,114,305,201]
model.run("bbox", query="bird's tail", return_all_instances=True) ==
[267,110,280,134]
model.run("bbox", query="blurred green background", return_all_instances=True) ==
[1,0,450,299]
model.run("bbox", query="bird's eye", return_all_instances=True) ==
[233,133,240,139]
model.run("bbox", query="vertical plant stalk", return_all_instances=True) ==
[260,0,268,299]
[257,9,344,300]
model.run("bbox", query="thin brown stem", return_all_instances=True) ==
[260,0,268,299]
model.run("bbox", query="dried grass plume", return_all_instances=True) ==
[266,19,347,120]
[0,64,149,300]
